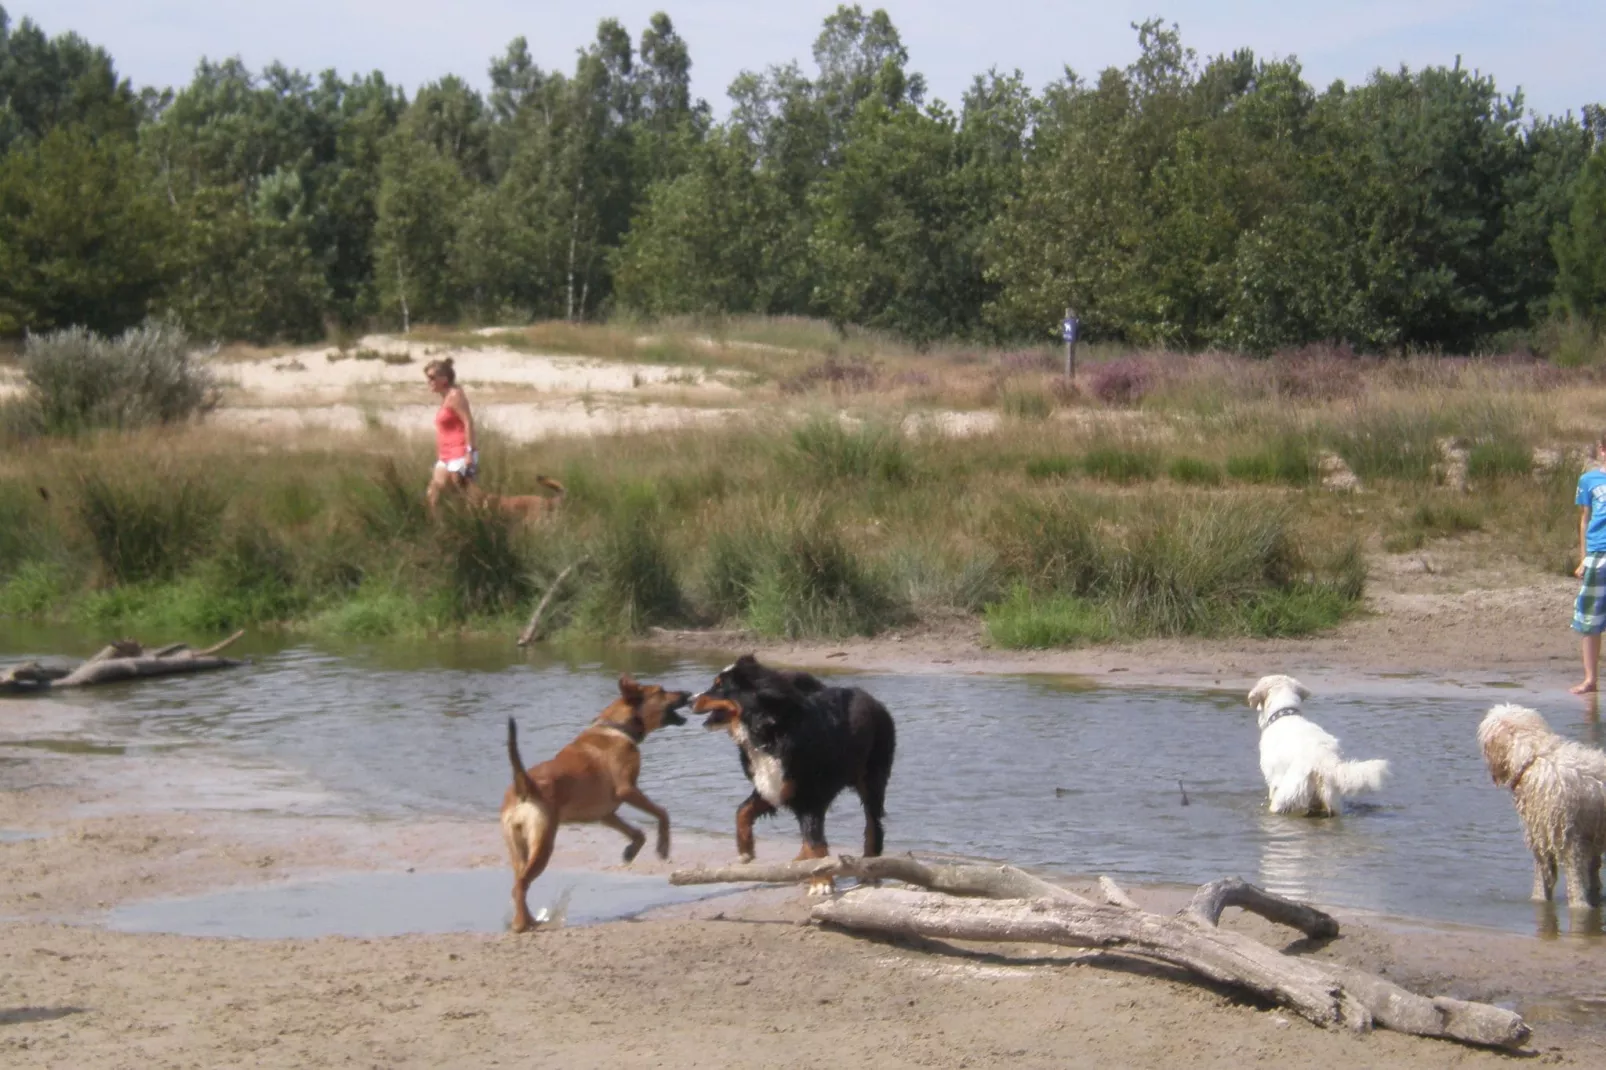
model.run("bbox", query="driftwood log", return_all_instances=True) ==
[670,857,1530,1050]
[0,631,248,695]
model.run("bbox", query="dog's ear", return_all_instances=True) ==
[1247,678,1273,710]
[1293,679,1311,700]
[617,673,643,704]
[731,654,761,683]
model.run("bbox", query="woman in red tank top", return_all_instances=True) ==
[424,357,477,512]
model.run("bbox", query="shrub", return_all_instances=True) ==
[1087,356,1157,406]
[1269,343,1366,401]
[21,322,220,435]
[1168,457,1223,486]
[781,358,878,394]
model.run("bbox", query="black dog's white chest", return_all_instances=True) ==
[731,722,787,806]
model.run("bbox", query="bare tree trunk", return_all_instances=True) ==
[565,176,585,322]
[396,255,411,334]
[673,855,1531,1050]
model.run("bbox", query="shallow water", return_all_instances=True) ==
[106,868,744,939]
[3,628,1603,937]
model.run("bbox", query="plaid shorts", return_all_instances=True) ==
[1575,553,1606,634]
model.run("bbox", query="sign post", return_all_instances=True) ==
[1062,307,1080,380]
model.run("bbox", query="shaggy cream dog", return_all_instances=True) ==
[1247,674,1390,817]
[1477,703,1606,908]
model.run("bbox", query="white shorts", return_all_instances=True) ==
[435,450,478,478]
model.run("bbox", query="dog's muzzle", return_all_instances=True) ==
[661,691,690,727]
[692,692,741,729]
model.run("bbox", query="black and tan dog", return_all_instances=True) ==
[502,674,689,931]
[695,654,896,878]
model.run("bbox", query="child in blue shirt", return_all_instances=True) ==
[1572,440,1606,693]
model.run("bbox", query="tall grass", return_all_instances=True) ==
[1325,409,1442,484]
[789,417,913,484]
[76,472,223,583]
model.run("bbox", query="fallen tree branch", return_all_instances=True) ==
[670,854,1092,905]
[1,634,249,694]
[674,854,1528,1050]
[1098,875,1139,909]
[517,560,585,646]
[1188,876,1339,940]
[812,888,1528,1049]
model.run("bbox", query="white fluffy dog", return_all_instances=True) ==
[1246,674,1390,816]
[1477,703,1606,908]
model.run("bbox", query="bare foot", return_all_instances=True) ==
[1571,680,1598,695]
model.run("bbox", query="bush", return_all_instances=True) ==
[1087,356,1157,406]
[20,322,220,435]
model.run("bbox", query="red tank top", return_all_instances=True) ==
[435,400,468,462]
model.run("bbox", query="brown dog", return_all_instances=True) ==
[476,475,565,522]
[502,674,689,932]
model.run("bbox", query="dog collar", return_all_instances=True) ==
[1508,755,1537,791]
[589,718,645,745]
[1260,706,1300,730]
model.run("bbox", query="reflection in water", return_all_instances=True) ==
[1534,901,1606,941]
[1256,809,1388,913]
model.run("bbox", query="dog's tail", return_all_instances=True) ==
[1332,758,1389,796]
[507,717,541,803]
[534,475,565,499]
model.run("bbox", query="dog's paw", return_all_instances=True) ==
[622,841,643,864]
[738,852,755,864]
[656,840,670,861]
[805,877,835,897]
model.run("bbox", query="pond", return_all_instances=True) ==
[2,627,1598,937]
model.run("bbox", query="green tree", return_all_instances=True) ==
[0,123,170,334]
[1555,147,1606,323]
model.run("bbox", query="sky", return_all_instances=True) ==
[16,1,1602,120]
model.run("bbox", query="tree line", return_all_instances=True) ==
[1,3,1603,353]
